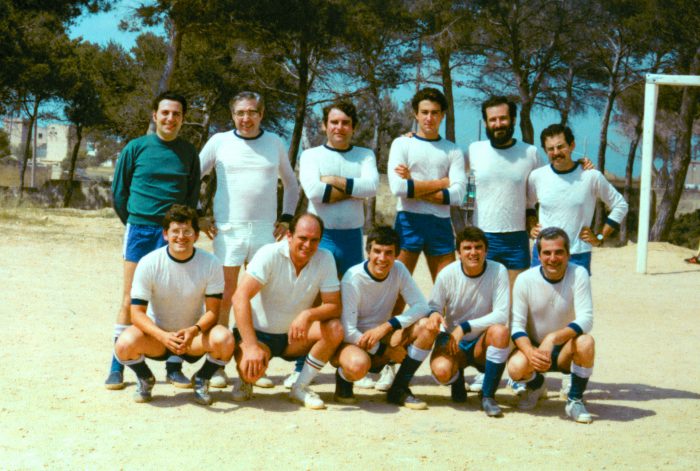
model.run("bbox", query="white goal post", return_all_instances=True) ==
[637,73,700,273]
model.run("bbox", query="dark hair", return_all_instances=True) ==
[540,123,575,148]
[289,212,324,237]
[152,91,188,115]
[456,226,488,251]
[162,204,199,233]
[481,96,517,122]
[411,87,448,113]
[230,91,265,113]
[536,227,570,255]
[365,225,400,255]
[322,100,358,128]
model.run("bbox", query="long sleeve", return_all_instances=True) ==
[348,152,379,198]
[466,264,510,334]
[186,152,201,209]
[445,148,467,206]
[510,275,529,341]
[299,150,330,204]
[571,268,594,334]
[199,135,217,177]
[387,138,410,197]
[341,278,364,346]
[596,172,628,228]
[111,144,133,225]
[278,143,300,216]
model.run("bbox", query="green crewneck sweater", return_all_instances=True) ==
[112,134,200,226]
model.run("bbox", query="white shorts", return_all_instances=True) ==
[213,221,275,267]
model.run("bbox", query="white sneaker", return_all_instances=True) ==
[231,380,253,402]
[209,368,229,388]
[290,384,325,409]
[559,374,571,399]
[508,377,527,394]
[517,382,547,411]
[284,371,300,389]
[374,364,396,392]
[468,372,485,392]
[255,376,274,388]
[354,374,377,389]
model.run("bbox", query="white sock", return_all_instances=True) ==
[407,344,431,362]
[296,354,325,387]
[486,345,510,364]
[571,362,593,378]
[113,324,128,341]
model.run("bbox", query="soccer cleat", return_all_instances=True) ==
[290,384,326,410]
[283,371,300,389]
[508,377,527,395]
[387,386,427,410]
[517,382,547,411]
[374,364,396,392]
[565,399,593,423]
[133,376,155,403]
[559,374,571,400]
[255,376,274,388]
[480,396,503,417]
[209,368,229,388]
[231,380,253,402]
[334,371,358,405]
[105,370,125,390]
[166,369,192,389]
[354,374,376,390]
[192,375,212,406]
[469,372,485,392]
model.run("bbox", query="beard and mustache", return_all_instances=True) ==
[485,122,515,147]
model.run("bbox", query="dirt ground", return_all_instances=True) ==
[1,208,699,470]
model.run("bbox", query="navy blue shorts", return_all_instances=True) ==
[320,227,364,276]
[233,328,296,360]
[435,331,485,372]
[394,211,455,256]
[484,231,530,270]
[123,223,167,263]
[531,243,592,275]
[147,350,202,363]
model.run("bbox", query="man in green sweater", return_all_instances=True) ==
[106,91,201,389]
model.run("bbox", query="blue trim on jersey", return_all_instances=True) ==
[539,266,564,284]
[206,293,223,299]
[512,331,528,342]
[322,184,333,203]
[345,178,354,195]
[459,321,472,333]
[166,247,196,264]
[363,261,388,282]
[323,144,354,153]
[461,261,487,279]
[131,298,148,306]
[492,138,517,150]
[551,161,580,175]
[413,134,442,142]
[388,317,402,331]
[606,217,621,230]
[234,129,264,140]
[568,322,583,335]
[441,189,450,205]
[407,179,415,198]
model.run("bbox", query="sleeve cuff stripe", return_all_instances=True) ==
[322,184,333,203]
[512,332,528,341]
[407,180,415,198]
[459,321,471,333]
[345,178,354,195]
[568,322,583,335]
[442,189,450,205]
[206,293,223,299]
[605,218,620,230]
[131,298,148,306]
[388,317,402,331]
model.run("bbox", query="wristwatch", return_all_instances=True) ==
[596,233,604,245]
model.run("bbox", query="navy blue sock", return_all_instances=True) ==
[526,372,545,390]
[128,360,154,380]
[392,357,422,390]
[294,356,305,373]
[166,360,183,374]
[195,359,221,380]
[110,353,124,373]
[568,373,589,400]
[481,360,506,398]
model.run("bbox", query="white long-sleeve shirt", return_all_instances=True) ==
[467,139,544,232]
[388,135,466,218]
[199,130,299,224]
[511,264,593,345]
[527,163,629,254]
[299,144,378,230]
[429,260,510,341]
[341,260,429,353]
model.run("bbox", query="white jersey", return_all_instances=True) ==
[388,135,466,218]
[527,163,628,255]
[245,240,339,334]
[429,260,510,341]
[199,130,299,224]
[341,260,429,353]
[511,264,593,344]
[299,144,378,230]
[467,139,544,232]
[131,247,224,332]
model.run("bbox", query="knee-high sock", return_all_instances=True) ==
[294,356,305,373]
[195,354,228,380]
[392,344,430,390]
[296,354,325,387]
[481,345,509,398]
[525,371,545,391]
[109,325,129,373]
[116,352,153,380]
[568,363,593,400]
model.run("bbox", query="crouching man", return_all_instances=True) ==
[507,227,595,423]
[114,204,234,405]
[332,226,437,410]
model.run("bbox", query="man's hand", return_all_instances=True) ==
[288,310,312,343]
[200,217,217,240]
[524,339,552,372]
[386,345,407,364]
[172,326,198,355]
[273,221,289,241]
[394,163,412,180]
[529,223,542,239]
[447,326,464,356]
[160,331,186,355]
[425,312,445,332]
[579,226,601,246]
[403,131,415,138]
[240,342,268,381]
[358,323,392,351]
[578,157,595,171]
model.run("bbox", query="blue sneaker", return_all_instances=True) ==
[105,370,125,390]
[133,376,155,403]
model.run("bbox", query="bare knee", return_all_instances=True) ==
[507,351,531,381]
[322,319,345,346]
[431,356,455,384]
[115,327,141,360]
[341,353,371,381]
[574,334,595,361]
[209,326,235,359]
[486,324,510,348]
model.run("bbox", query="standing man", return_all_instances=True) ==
[199,91,299,388]
[507,227,596,423]
[107,91,201,390]
[428,227,510,417]
[333,226,437,409]
[527,124,628,274]
[114,205,234,405]
[231,213,343,410]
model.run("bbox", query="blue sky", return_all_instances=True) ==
[69,2,637,177]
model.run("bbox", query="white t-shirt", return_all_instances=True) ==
[467,139,544,232]
[388,135,466,218]
[527,163,628,254]
[341,260,429,352]
[245,240,339,334]
[511,264,593,344]
[199,130,299,224]
[429,260,510,341]
[131,246,224,332]
[299,144,378,229]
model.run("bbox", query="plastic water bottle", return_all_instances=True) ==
[462,171,476,211]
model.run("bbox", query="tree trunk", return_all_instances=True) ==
[519,99,535,145]
[560,66,575,126]
[620,119,642,243]
[147,17,183,135]
[287,45,310,170]
[19,98,40,199]
[435,47,455,141]
[63,124,83,208]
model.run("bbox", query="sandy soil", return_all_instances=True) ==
[1,208,699,470]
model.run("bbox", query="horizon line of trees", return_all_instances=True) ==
[0,0,698,243]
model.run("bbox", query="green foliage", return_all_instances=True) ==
[668,209,700,250]
[0,128,9,159]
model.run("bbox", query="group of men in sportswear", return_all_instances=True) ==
[107,86,628,424]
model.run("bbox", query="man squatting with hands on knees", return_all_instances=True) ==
[198,91,299,389]
[231,213,343,409]
[428,227,511,417]
[114,205,234,406]
[332,226,438,410]
[507,227,596,424]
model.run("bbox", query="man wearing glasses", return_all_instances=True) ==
[198,91,299,388]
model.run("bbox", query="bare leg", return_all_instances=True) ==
[392,250,421,315]
[220,266,241,327]
[425,252,455,282]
